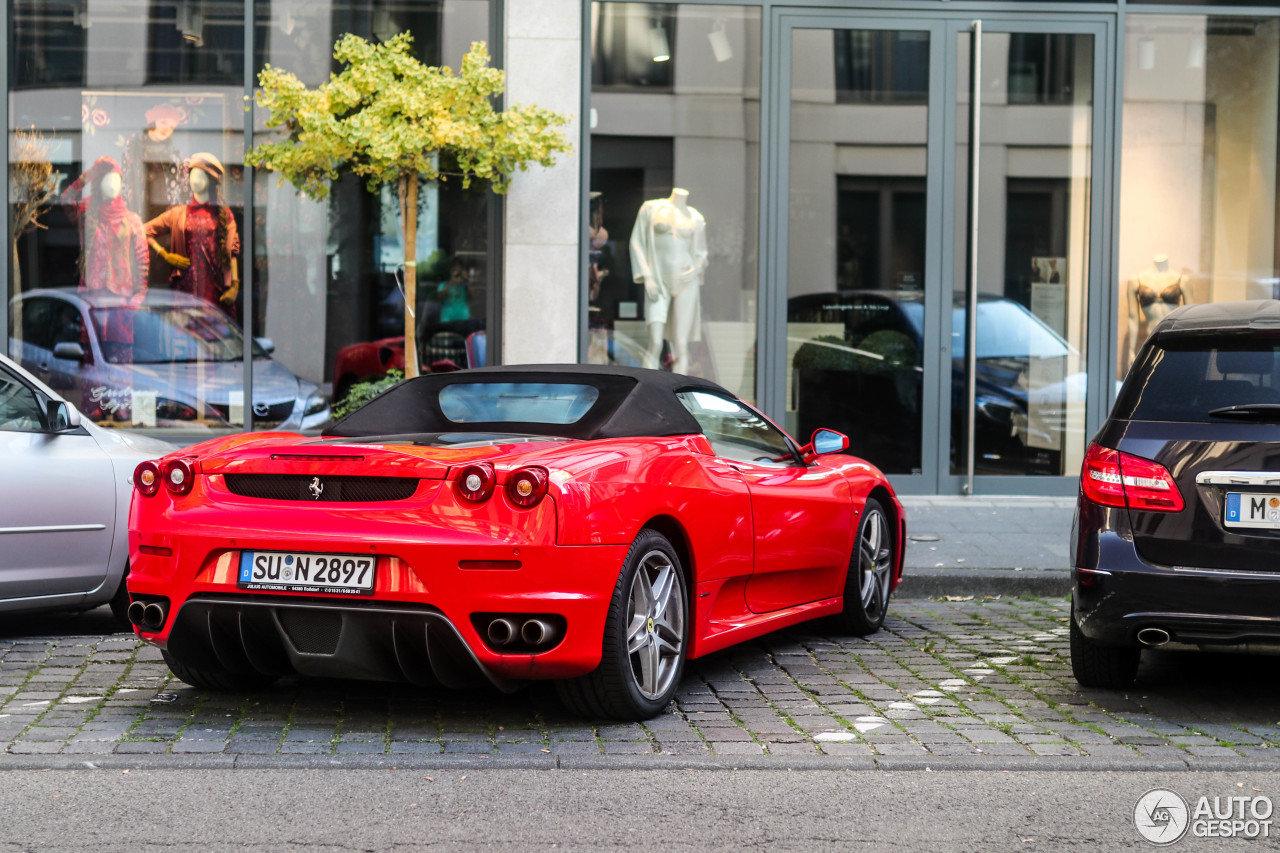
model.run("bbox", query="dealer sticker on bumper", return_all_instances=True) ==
[1225,492,1280,529]
[238,551,376,595]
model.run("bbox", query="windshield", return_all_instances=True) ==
[949,300,1074,360]
[91,304,266,364]
[438,382,601,424]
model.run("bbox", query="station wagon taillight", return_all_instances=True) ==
[1081,443,1184,512]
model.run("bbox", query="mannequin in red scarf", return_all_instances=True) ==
[59,155,149,360]
[145,152,241,320]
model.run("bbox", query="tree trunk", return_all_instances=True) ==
[400,174,420,378]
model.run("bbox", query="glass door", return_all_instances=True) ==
[776,12,1111,494]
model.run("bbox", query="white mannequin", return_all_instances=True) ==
[628,188,708,373]
[1126,252,1186,364]
[100,170,123,200]
[189,167,211,202]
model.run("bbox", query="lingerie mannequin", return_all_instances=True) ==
[145,152,241,319]
[628,188,708,373]
[1127,253,1186,362]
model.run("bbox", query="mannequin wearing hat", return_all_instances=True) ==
[121,102,189,218]
[145,152,240,318]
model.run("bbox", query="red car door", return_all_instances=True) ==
[734,458,854,613]
[676,390,856,614]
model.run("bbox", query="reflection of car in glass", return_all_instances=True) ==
[127,365,905,721]
[0,352,172,624]
[788,290,1084,474]
[9,288,328,430]
[1072,301,1280,688]
[332,327,485,403]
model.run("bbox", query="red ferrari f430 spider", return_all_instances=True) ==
[128,365,905,720]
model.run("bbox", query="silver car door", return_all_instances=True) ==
[0,364,116,602]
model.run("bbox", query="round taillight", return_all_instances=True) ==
[506,467,549,508]
[456,462,496,502]
[161,459,194,496]
[134,461,161,497]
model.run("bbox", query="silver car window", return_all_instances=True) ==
[0,367,45,432]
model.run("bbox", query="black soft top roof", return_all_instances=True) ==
[324,364,731,440]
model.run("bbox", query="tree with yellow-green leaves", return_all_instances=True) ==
[247,32,571,377]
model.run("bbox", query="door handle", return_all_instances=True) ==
[963,20,983,496]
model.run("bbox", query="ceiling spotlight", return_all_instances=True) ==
[1136,37,1156,71]
[650,23,670,62]
[708,19,732,63]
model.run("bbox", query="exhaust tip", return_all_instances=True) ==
[521,618,558,647]
[127,600,147,626]
[487,618,518,647]
[1137,626,1171,647]
[141,601,168,632]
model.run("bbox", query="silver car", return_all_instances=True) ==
[10,288,329,430]
[0,353,172,623]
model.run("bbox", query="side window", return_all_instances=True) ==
[0,367,47,432]
[676,390,795,466]
[19,298,54,351]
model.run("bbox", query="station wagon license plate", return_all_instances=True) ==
[1224,493,1280,529]
[237,551,376,595]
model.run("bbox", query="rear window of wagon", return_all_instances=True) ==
[1114,337,1280,422]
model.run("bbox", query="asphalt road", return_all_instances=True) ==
[2,768,1278,851]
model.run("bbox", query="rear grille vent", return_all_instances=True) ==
[223,474,418,502]
[277,609,343,654]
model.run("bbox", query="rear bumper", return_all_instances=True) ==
[164,595,519,691]
[129,504,629,682]
[1073,502,1280,650]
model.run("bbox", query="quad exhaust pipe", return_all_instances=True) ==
[1137,627,1171,647]
[520,618,555,646]
[127,599,169,632]
[486,618,519,647]
[485,616,562,650]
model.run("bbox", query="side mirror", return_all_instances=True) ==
[810,428,849,456]
[254,337,276,355]
[45,399,81,432]
[53,341,85,361]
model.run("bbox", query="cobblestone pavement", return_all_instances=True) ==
[4,597,1280,769]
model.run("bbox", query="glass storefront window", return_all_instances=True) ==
[1119,15,1280,378]
[7,0,491,432]
[587,2,761,403]
[9,0,249,429]
[253,1,491,421]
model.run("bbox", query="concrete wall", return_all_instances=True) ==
[501,0,582,364]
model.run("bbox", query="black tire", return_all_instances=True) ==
[107,568,131,630]
[1069,604,1140,689]
[162,650,279,693]
[556,529,688,721]
[833,498,895,636]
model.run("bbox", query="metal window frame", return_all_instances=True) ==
[2,0,506,424]
[580,0,1135,495]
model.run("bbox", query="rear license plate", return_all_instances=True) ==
[237,551,376,595]
[1224,493,1280,529]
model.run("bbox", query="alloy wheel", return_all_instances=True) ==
[625,549,685,700]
